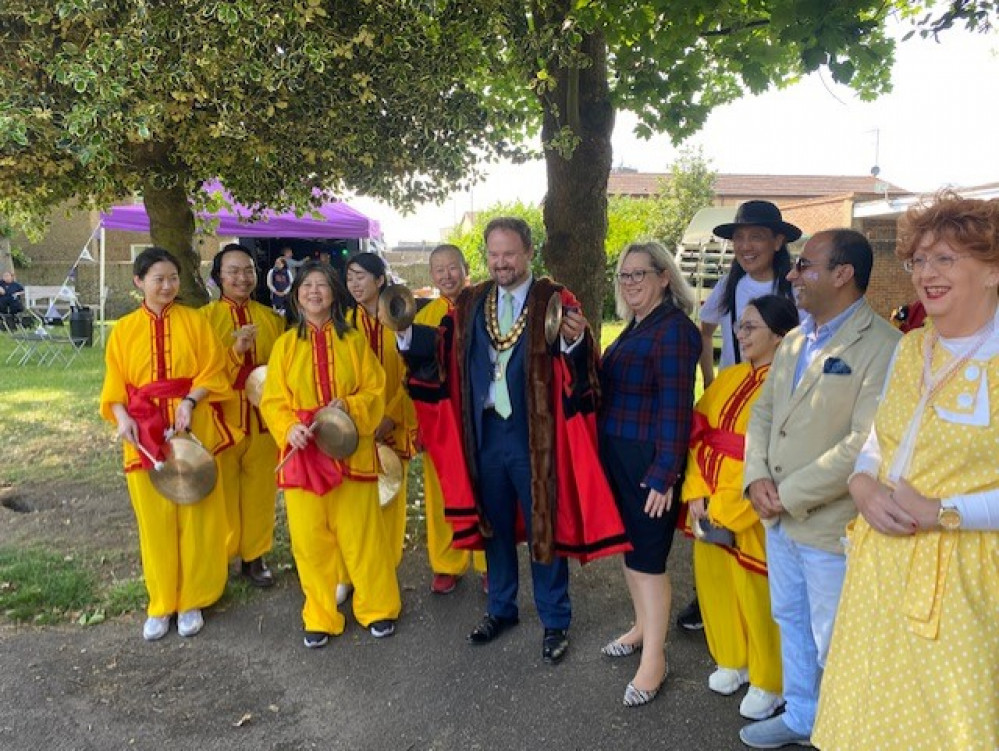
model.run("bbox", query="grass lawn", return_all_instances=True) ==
[0,336,118,491]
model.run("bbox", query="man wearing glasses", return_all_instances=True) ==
[740,229,900,749]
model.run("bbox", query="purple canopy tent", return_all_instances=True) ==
[95,186,381,343]
[99,192,381,239]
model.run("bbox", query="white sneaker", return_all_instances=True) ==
[740,686,785,720]
[177,609,204,637]
[335,582,353,606]
[143,615,170,642]
[708,666,749,695]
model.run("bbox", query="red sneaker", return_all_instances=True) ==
[431,573,459,595]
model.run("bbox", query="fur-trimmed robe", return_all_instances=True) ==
[404,277,629,565]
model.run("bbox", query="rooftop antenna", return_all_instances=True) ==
[869,128,889,199]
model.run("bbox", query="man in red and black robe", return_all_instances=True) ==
[399,217,628,665]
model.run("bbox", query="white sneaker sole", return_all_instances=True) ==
[740,698,786,720]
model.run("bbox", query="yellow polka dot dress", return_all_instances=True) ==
[814,331,999,750]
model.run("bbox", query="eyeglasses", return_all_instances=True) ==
[616,268,660,284]
[902,254,969,273]
[221,267,256,278]
[735,322,766,334]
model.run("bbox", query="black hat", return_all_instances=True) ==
[713,200,802,242]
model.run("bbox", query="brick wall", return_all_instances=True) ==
[780,200,854,237]
[861,218,911,321]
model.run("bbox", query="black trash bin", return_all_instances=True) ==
[69,306,94,347]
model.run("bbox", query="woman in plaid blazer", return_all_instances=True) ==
[598,241,701,707]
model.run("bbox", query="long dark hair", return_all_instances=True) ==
[720,244,793,314]
[285,261,351,339]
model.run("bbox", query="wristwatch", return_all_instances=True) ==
[937,503,962,531]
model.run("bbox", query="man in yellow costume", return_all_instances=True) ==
[203,244,286,587]
[101,247,234,641]
[412,244,486,595]
[260,261,401,648]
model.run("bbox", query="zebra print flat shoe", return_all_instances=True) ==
[623,671,668,708]
[600,638,642,658]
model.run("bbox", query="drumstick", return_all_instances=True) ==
[274,422,318,474]
[134,441,165,472]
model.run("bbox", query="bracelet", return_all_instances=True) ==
[182,396,198,409]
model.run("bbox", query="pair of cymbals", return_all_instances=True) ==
[245,368,399,505]
[247,369,359,459]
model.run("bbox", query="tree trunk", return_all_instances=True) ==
[142,180,209,307]
[540,28,615,342]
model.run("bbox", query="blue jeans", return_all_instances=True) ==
[766,520,846,735]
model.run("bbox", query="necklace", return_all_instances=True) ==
[485,287,530,352]
[887,319,994,483]
[919,319,994,404]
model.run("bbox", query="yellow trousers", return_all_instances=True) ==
[126,470,228,617]
[423,456,485,575]
[382,461,410,568]
[217,427,278,561]
[286,480,401,634]
[694,539,782,694]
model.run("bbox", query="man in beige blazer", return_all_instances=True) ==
[739,229,901,749]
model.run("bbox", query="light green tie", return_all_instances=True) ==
[493,291,514,419]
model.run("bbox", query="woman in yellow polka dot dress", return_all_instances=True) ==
[814,192,999,750]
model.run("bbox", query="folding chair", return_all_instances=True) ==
[1,313,50,366]
[40,324,87,368]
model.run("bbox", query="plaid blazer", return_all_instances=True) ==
[599,302,701,492]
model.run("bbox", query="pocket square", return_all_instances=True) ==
[823,357,852,375]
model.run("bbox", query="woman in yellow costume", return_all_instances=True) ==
[202,244,286,587]
[814,193,999,750]
[344,253,416,569]
[260,260,401,648]
[681,294,798,720]
[101,247,233,641]
[411,244,487,594]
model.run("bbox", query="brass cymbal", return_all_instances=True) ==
[376,443,403,507]
[544,291,563,346]
[313,405,359,459]
[150,435,217,505]
[244,365,267,407]
[377,285,417,331]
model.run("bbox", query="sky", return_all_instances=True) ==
[349,21,999,246]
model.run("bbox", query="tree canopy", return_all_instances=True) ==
[0,0,525,300]
[2,1,992,312]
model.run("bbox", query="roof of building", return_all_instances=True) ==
[607,171,908,198]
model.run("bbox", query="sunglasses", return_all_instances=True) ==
[793,257,847,273]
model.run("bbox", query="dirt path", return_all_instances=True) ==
[1,486,749,750]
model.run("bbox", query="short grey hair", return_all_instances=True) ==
[613,241,695,321]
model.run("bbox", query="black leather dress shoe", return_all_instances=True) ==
[467,613,519,644]
[241,557,275,588]
[542,628,570,664]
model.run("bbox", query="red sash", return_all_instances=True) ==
[276,408,344,496]
[689,411,745,495]
[126,378,192,469]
